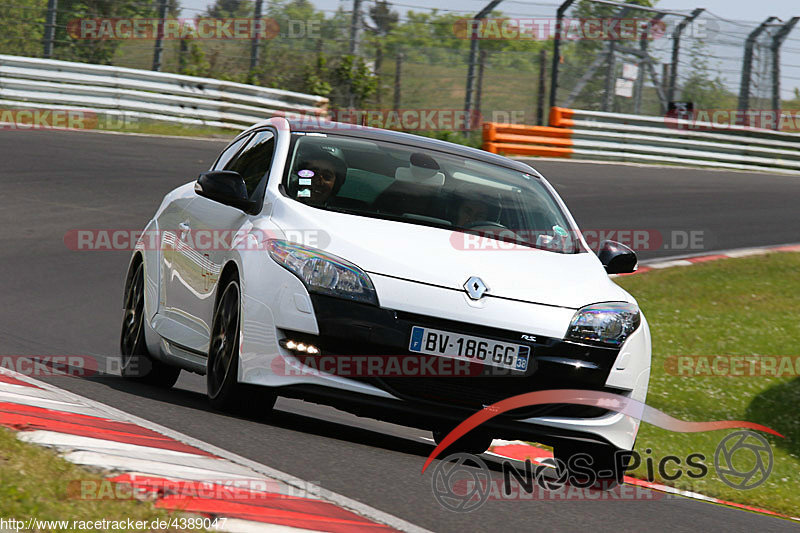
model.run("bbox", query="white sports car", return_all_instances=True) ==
[121,117,650,485]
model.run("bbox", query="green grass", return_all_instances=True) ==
[0,104,239,139]
[613,252,800,517]
[94,116,238,139]
[0,426,197,532]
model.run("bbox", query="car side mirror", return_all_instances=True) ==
[195,171,258,213]
[598,240,638,274]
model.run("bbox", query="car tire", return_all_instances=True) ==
[207,276,276,415]
[554,442,632,491]
[120,258,181,388]
[432,425,493,455]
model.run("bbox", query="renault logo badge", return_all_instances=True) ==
[464,276,488,300]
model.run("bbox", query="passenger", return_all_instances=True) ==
[454,198,490,227]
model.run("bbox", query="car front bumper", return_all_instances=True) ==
[240,290,651,451]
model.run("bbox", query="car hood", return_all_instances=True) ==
[270,203,633,310]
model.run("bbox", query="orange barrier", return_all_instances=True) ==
[483,108,575,157]
[549,107,575,128]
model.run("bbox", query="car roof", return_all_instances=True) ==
[244,118,541,176]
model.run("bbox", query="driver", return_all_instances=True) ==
[294,147,347,207]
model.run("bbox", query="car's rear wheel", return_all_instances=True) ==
[554,442,631,490]
[207,276,276,414]
[120,258,181,388]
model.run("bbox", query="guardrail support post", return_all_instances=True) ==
[737,16,776,118]
[634,13,665,115]
[151,0,168,71]
[548,0,575,110]
[393,51,403,111]
[250,0,264,72]
[464,0,503,128]
[349,0,362,56]
[666,8,703,104]
[536,49,547,125]
[474,49,487,128]
[43,0,58,59]
[602,41,617,112]
[771,17,800,129]
[560,3,629,111]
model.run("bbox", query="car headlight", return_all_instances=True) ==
[566,302,641,346]
[267,240,378,306]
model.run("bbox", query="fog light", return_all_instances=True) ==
[280,338,320,355]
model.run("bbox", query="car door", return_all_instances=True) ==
[171,129,277,353]
[156,186,197,324]
[161,133,252,351]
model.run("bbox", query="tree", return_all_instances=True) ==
[332,55,377,108]
[206,0,253,18]
[54,0,160,64]
[0,0,46,57]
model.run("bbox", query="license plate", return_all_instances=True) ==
[408,326,530,371]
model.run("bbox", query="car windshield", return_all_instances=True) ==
[283,133,581,253]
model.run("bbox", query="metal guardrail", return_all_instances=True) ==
[0,55,328,130]
[484,107,800,176]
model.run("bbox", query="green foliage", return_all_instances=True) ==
[366,0,399,37]
[0,0,47,57]
[302,52,332,97]
[332,55,378,108]
[53,0,159,64]
[206,0,253,18]
[178,37,210,78]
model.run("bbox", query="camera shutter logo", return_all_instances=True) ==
[714,430,773,490]
[431,453,492,512]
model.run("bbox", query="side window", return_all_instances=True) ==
[213,134,251,171]
[226,131,276,198]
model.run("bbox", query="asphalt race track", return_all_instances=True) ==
[2,129,800,532]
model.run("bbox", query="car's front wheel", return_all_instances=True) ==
[207,276,275,414]
[432,425,493,455]
[554,442,632,490]
[120,258,181,388]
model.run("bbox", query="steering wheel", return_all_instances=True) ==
[463,220,507,230]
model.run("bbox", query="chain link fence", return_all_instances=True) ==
[1,0,799,132]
